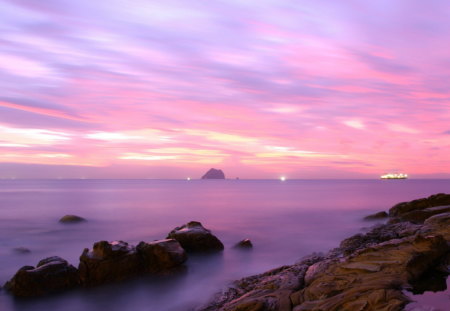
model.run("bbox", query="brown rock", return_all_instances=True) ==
[136,239,187,273]
[78,240,141,286]
[4,256,79,297]
[167,221,224,252]
[59,215,86,223]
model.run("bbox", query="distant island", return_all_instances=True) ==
[201,168,225,179]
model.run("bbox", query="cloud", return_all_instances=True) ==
[0,0,450,177]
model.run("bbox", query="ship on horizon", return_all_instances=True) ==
[380,173,408,179]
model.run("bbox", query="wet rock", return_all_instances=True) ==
[59,215,86,223]
[136,239,187,273]
[78,240,141,286]
[167,221,224,252]
[12,247,31,254]
[201,168,225,179]
[363,211,388,220]
[234,239,253,249]
[4,256,79,297]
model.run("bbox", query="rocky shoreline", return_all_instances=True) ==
[2,194,449,310]
[198,193,450,311]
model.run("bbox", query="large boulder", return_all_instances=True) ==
[4,256,79,297]
[167,221,224,252]
[201,168,225,179]
[136,239,187,273]
[78,240,141,286]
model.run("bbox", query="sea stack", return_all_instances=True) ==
[201,168,225,179]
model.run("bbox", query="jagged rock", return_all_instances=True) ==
[201,168,225,179]
[234,239,253,249]
[167,221,224,252]
[59,215,86,223]
[363,211,388,220]
[199,194,450,311]
[136,239,187,273]
[4,256,79,297]
[78,240,141,286]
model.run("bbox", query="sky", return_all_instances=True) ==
[1,0,450,179]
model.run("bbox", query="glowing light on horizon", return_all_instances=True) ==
[280,176,286,181]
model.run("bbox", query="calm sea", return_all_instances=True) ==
[0,179,449,311]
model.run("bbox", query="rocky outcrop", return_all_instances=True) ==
[4,256,79,297]
[59,215,86,223]
[202,168,225,179]
[199,195,450,311]
[389,193,450,217]
[5,239,187,296]
[167,221,224,252]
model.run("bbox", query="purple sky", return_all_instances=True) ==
[1,0,450,179]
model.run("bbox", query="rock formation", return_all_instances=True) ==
[202,168,225,179]
[167,221,224,252]
[5,239,187,296]
[199,194,450,311]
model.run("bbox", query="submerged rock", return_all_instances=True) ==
[59,215,86,223]
[167,221,224,252]
[234,239,253,249]
[4,256,79,297]
[12,247,31,254]
[199,194,450,311]
[201,168,225,179]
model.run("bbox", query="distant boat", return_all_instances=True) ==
[380,173,408,179]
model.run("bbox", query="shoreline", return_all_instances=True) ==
[198,194,450,311]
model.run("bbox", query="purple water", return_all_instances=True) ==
[0,179,449,310]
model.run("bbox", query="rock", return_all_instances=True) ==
[234,239,253,249]
[389,193,450,217]
[78,239,188,286]
[12,247,31,254]
[59,215,86,223]
[363,211,388,220]
[4,256,79,297]
[78,240,141,286]
[167,221,224,252]
[199,194,450,311]
[136,239,187,273]
[201,168,225,179]
[397,205,450,224]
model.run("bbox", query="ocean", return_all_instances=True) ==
[0,179,449,310]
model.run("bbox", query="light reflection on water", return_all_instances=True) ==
[0,179,449,310]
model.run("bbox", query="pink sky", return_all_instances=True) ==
[1,0,450,179]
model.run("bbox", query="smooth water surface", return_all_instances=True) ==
[0,179,449,310]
